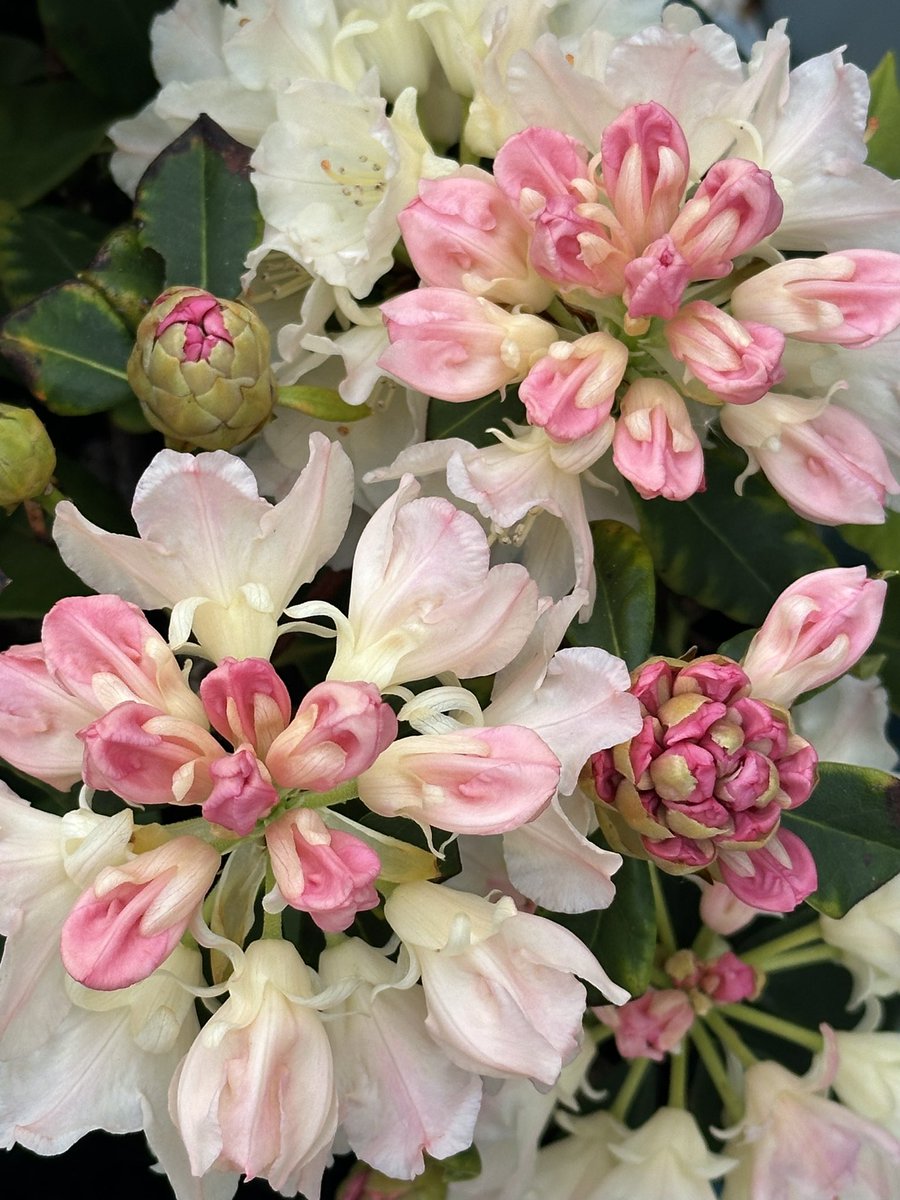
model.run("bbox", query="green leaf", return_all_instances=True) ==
[872,581,900,715]
[0,36,45,86]
[37,0,171,114]
[0,280,134,415]
[0,506,90,619]
[277,385,371,423]
[426,389,524,448]
[440,1146,482,1184]
[840,510,900,571]
[0,202,107,308]
[135,116,263,299]
[782,762,900,918]
[80,224,165,332]
[868,53,900,179]
[716,627,756,662]
[566,520,655,667]
[556,856,656,998]
[633,449,836,626]
[0,81,109,207]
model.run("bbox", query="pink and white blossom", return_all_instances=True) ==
[385,881,627,1086]
[665,301,785,405]
[612,378,705,500]
[520,333,626,443]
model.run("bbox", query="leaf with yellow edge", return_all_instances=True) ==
[277,385,371,423]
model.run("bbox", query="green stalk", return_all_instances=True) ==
[689,1022,743,1126]
[740,922,822,967]
[704,1010,758,1068]
[718,1004,824,1054]
[759,944,842,973]
[649,863,678,956]
[668,1047,688,1109]
[609,1057,651,1122]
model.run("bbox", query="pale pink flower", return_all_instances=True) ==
[317,476,542,689]
[621,233,693,319]
[317,938,482,1179]
[595,988,695,1061]
[520,333,626,442]
[665,300,785,405]
[741,566,888,707]
[612,378,705,500]
[198,657,291,759]
[492,126,591,213]
[170,938,338,1197]
[378,287,556,402]
[731,250,900,348]
[698,879,765,936]
[384,881,628,1086]
[60,835,220,990]
[724,1054,900,1200]
[398,167,553,309]
[53,435,354,662]
[203,747,279,834]
[356,725,561,835]
[264,808,380,933]
[722,399,899,525]
[265,680,398,791]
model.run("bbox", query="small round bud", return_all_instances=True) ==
[0,403,56,510]
[127,287,277,450]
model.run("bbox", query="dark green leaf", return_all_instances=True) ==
[0,36,45,86]
[0,202,107,308]
[555,856,656,998]
[426,389,524,448]
[80,224,165,332]
[38,0,171,113]
[0,280,134,415]
[783,762,900,918]
[717,627,756,662]
[872,581,900,715]
[567,519,655,667]
[0,506,90,619]
[0,81,109,207]
[633,449,836,626]
[135,116,263,298]
[440,1146,482,1183]
[840,510,900,571]
[868,53,900,179]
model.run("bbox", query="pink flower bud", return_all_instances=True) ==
[530,196,627,294]
[669,158,783,280]
[600,102,690,249]
[741,566,888,707]
[265,809,380,932]
[493,126,592,212]
[664,300,785,404]
[519,332,626,442]
[398,169,553,310]
[357,725,561,835]
[203,746,279,835]
[156,290,233,362]
[78,701,223,807]
[199,656,291,758]
[612,379,705,500]
[266,681,398,793]
[731,250,900,347]
[596,988,694,1061]
[622,234,693,319]
[699,950,759,1003]
[717,828,817,912]
[60,835,220,989]
[378,288,557,402]
[698,879,763,935]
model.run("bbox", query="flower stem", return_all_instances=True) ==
[295,779,358,810]
[704,1010,758,1068]
[262,862,282,939]
[690,1022,743,1126]
[741,922,822,967]
[668,1047,688,1109]
[589,1023,616,1046]
[610,1057,651,1123]
[718,1004,824,1054]
[759,944,842,973]
[649,864,678,957]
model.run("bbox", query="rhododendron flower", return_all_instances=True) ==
[612,379,705,501]
[832,1031,900,1138]
[665,301,785,405]
[596,988,695,1061]
[384,881,628,1086]
[741,566,888,707]
[171,938,337,1197]
[820,874,900,1005]
[519,333,626,442]
[53,435,354,662]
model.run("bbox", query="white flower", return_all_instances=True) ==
[793,675,898,775]
[820,875,900,1005]
[251,75,454,297]
[833,1031,900,1139]
[53,435,354,662]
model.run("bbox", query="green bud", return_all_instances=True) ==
[0,403,56,510]
[127,287,277,450]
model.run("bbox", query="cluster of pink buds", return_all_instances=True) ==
[590,654,818,912]
[378,101,900,518]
